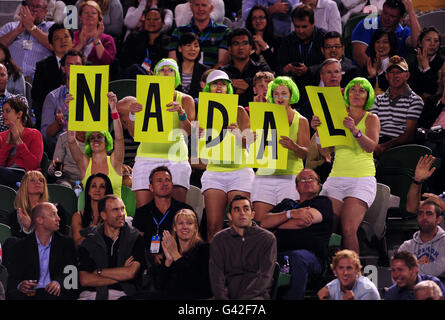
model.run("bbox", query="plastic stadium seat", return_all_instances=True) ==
[109,79,136,101]
[47,184,78,224]
[270,262,291,300]
[122,185,136,217]
[0,185,16,225]
[342,13,367,60]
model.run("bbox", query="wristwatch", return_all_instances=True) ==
[353,130,362,138]
[96,267,102,276]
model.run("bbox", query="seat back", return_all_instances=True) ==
[186,185,204,225]
[109,79,137,101]
[363,183,391,241]
[47,184,78,224]
[40,152,50,178]
[0,223,11,247]
[77,190,85,212]
[0,185,16,224]
[122,185,136,217]
[342,13,367,59]
[270,262,291,300]
[375,144,433,212]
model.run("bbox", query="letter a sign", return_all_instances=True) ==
[68,65,109,131]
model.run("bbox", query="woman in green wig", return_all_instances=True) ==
[311,77,381,254]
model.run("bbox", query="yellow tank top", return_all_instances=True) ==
[82,156,122,199]
[136,91,188,161]
[330,112,375,177]
[257,111,304,176]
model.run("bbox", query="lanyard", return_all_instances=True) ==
[152,209,170,235]
[298,43,312,64]
[199,30,211,43]
[0,93,8,108]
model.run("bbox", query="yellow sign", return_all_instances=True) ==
[306,86,354,148]
[134,75,175,143]
[247,102,289,169]
[68,65,109,131]
[197,92,239,163]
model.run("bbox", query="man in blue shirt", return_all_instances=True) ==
[385,251,445,300]
[351,0,421,69]
[6,202,77,300]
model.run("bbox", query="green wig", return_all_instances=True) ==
[203,80,234,95]
[266,76,300,105]
[84,131,114,157]
[153,58,181,88]
[344,77,375,111]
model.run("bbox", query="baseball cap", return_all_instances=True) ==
[205,70,232,85]
[386,55,409,72]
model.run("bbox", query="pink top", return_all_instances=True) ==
[0,127,44,171]
[73,30,116,65]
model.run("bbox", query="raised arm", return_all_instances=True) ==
[108,92,124,175]
[406,154,436,213]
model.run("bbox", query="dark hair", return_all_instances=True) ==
[177,32,201,63]
[149,166,172,185]
[418,26,441,47]
[228,28,254,47]
[392,251,418,269]
[143,7,165,21]
[0,42,23,81]
[291,4,314,25]
[383,0,406,18]
[98,194,120,215]
[4,95,33,128]
[60,50,85,67]
[228,195,252,213]
[245,5,275,43]
[48,23,73,45]
[419,200,443,218]
[369,28,398,61]
[323,31,344,46]
[81,173,114,228]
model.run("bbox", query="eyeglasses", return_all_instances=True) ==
[297,177,319,183]
[88,134,105,142]
[252,16,266,21]
[324,45,343,49]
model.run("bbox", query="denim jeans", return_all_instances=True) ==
[279,249,322,300]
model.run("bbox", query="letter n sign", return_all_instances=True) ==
[68,65,109,131]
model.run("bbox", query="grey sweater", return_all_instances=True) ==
[209,222,277,300]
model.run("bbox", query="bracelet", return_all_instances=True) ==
[111,111,120,120]
[178,112,187,121]
[129,112,136,122]
[412,178,423,185]
[286,210,291,219]
[31,25,37,32]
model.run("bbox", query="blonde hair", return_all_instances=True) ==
[331,249,362,276]
[79,0,104,22]
[172,209,202,253]
[14,171,49,216]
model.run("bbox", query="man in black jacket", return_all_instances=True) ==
[31,23,73,130]
[6,202,77,300]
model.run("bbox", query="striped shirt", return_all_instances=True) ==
[0,21,54,77]
[370,85,423,138]
[168,18,230,67]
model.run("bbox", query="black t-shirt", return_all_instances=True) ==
[78,229,146,292]
[270,196,334,262]
[132,198,193,252]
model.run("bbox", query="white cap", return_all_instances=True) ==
[154,58,178,74]
[206,70,232,85]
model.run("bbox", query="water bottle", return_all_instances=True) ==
[280,256,291,274]
[16,182,21,189]
[74,181,82,197]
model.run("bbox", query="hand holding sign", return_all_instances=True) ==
[279,135,297,152]
[107,91,118,112]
